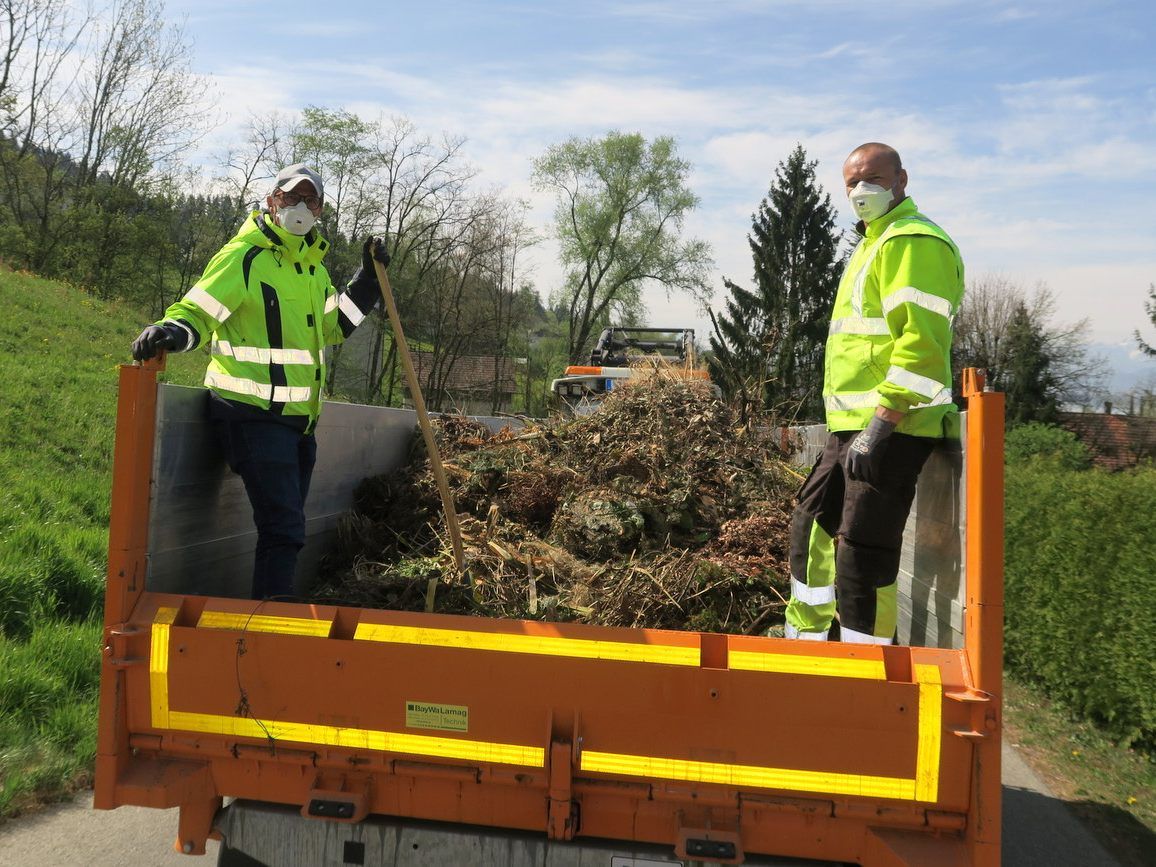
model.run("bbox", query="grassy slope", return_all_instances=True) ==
[0,269,203,816]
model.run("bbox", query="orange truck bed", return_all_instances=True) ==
[94,363,1003,866]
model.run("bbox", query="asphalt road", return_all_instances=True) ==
[0,742,1120,866]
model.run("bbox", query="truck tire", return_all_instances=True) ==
[216,843,268,867]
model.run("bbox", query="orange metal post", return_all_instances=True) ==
[962,368,1004,866]
[94,359,163,810]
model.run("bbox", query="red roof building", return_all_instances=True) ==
[1057,410,1156,471]
[404,352,524,416]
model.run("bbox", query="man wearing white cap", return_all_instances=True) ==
[131,163,388,600]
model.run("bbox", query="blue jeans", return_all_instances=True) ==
[213,420,317,600]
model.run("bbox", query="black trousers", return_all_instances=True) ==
[785,431,934,640]
[213,420,318,600]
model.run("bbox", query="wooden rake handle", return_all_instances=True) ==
[370,242,466,588]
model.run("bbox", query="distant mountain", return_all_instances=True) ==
[1089,340,1156,395]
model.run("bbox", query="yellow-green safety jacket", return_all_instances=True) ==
[824,197,964,438]
[158,211,378,430]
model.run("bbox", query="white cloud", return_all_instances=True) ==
[269,19,368,39]
[993,6,1037,22]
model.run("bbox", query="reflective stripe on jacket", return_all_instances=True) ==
[158,211,376,427]
[823,197,964,437]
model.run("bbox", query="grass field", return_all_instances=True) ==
[0,269,202,816]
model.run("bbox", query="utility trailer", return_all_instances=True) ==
[95,359,1003,866]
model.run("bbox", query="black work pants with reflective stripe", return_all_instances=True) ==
[784,431,934,643]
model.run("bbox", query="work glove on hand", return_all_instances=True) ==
[131,324,182,361]
[845,415,897,487]
[349,236,390,291]
[364,235,390,270]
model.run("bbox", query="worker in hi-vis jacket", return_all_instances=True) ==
[131,164,388,600]
[783,142,964,644]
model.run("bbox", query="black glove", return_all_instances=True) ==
[364,235,390,269]
[349,236,390,292]
[131,324,182,361]
[845,415,897,486]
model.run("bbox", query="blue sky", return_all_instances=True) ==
[164,0,1156,390]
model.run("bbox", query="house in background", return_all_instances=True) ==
[1058,405,1156,470]
[404,352,525,416]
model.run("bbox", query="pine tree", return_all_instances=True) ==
[1136,282,1156,358]
[1001,301,1059,425]
[708,145,843,421]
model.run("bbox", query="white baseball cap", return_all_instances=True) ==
[272,163,324,200]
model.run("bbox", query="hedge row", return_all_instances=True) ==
[1004,462,1156,749]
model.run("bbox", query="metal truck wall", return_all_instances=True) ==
[793,420,965,650]
[145,385,516,597]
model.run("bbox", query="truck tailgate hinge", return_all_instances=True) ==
[105,623,146,669]
[945,688,998,740]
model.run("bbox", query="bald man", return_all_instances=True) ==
[783,143,964,644]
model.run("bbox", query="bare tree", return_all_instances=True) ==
[478,198,536,413]
[359,118,476,404]
[0,0,213,298]
[72,0,210,192]
[216,111,290,215]
[416,192,532,412]
[953,275,1109,410]
[0,0,81,145]
[0,0,83,269]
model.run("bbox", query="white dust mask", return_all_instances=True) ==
[275,201,316,235]
[848,181,895,223]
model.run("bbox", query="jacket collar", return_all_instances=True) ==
[861,196,917,240]
[239,210,330,266]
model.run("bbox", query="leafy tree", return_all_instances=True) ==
[290,105,377,281]
[532,131,712,363]
[708,144,843,421]
[1136,282,1156,358]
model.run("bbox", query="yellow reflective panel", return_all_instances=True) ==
[355,623,700,667]
[150,606,178,729]
[165,711,544,768]
[914,663,943,802]
[197,610,332,637]
[580,750,915,801]
[728,650,886,680]
[582,661,946,804]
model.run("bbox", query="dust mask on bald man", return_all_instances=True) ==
[847,182,894,224]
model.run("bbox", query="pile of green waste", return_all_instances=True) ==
[310,375,801,634]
